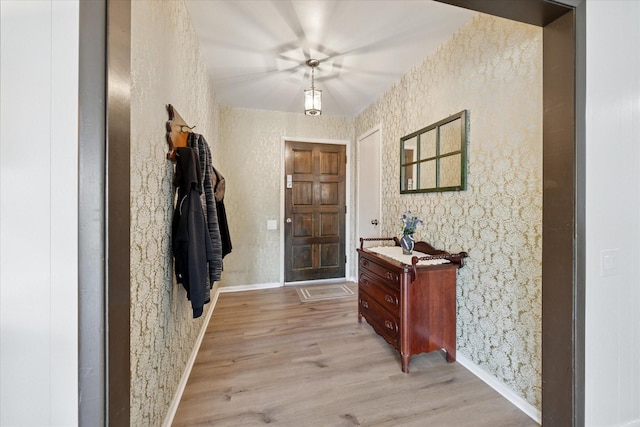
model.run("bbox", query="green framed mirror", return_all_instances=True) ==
[400,110,468,193]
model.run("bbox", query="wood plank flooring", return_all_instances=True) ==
[172,286,538,426]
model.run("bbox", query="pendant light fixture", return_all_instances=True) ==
[304,59,322,116]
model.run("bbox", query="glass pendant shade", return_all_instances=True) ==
[304,88,322,116]
[304,59,322,116]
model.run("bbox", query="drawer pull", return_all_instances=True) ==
[361,259,369,267]
[384,319,396,331]
[385,272,393,280]
[362,301,369,309]
[385,294,397,305]
[361,278,370,287]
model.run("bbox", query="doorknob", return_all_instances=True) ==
[286,218,292,223]
[371,219,378,226]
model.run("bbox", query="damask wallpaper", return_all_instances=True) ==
[130,1,220,425]
[355,14,543,408]
[129,3,542,423]
[218,108,355,287]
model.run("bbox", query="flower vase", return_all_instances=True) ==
[400,234,415,255]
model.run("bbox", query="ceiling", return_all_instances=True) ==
[184,1,477,117]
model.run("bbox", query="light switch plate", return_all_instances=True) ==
[267,220,278,230]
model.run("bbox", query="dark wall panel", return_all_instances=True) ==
[542,10,577,425]
[437,0,570,26]
[106,0,132,425]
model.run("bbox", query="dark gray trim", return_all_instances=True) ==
[542,10,578,425]
[573,2,587,425]
[540,1,586,424]
[78,0,107,425]
[437,0,570,26]
[106,0,131,425]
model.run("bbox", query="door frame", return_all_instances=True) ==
[82,0,586,423]
[280,137,351,286]
[78,0,131,424]
[356,124,383,243]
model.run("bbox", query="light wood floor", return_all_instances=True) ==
[172,286,538,426]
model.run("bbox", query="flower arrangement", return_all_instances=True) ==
[399,210,423,236]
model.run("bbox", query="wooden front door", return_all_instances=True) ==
[285,141,346,282]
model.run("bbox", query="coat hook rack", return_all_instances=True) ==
[166,104,195,161]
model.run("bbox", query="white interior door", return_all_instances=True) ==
[357,126,382,246]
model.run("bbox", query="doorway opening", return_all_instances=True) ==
[80,1,584,424]
[357,125,382,245]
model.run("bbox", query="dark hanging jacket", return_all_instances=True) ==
[189,133,223,287]
[212,166,232,258]
[172,147,213,318]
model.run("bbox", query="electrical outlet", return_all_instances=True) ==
[600,248,619,277]
[267,220,278,230]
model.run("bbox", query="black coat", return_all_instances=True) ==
[172,147,213,318]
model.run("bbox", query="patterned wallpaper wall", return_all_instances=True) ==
[130,1,220,425]
[129,3,541,422]
[355,14,543,408]
[218,108,355,287]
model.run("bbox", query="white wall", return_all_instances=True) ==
[585,1,640,426]
[0,1,79,426]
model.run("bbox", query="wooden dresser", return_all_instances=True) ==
[357,237,467,373]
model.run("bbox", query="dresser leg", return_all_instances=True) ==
[442,348,456,363]
[358,312,362,323]
[401,354,411,373]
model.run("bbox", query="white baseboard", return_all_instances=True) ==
[622,419,640,427]
[456,353,541,424]
[162,288,221,427]
[219,282,282,292]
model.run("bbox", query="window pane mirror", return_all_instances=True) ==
[400,110,468,193]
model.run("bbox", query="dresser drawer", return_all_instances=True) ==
[358,272,400,316]
[359,293,400,349]
[359,255,400,290]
